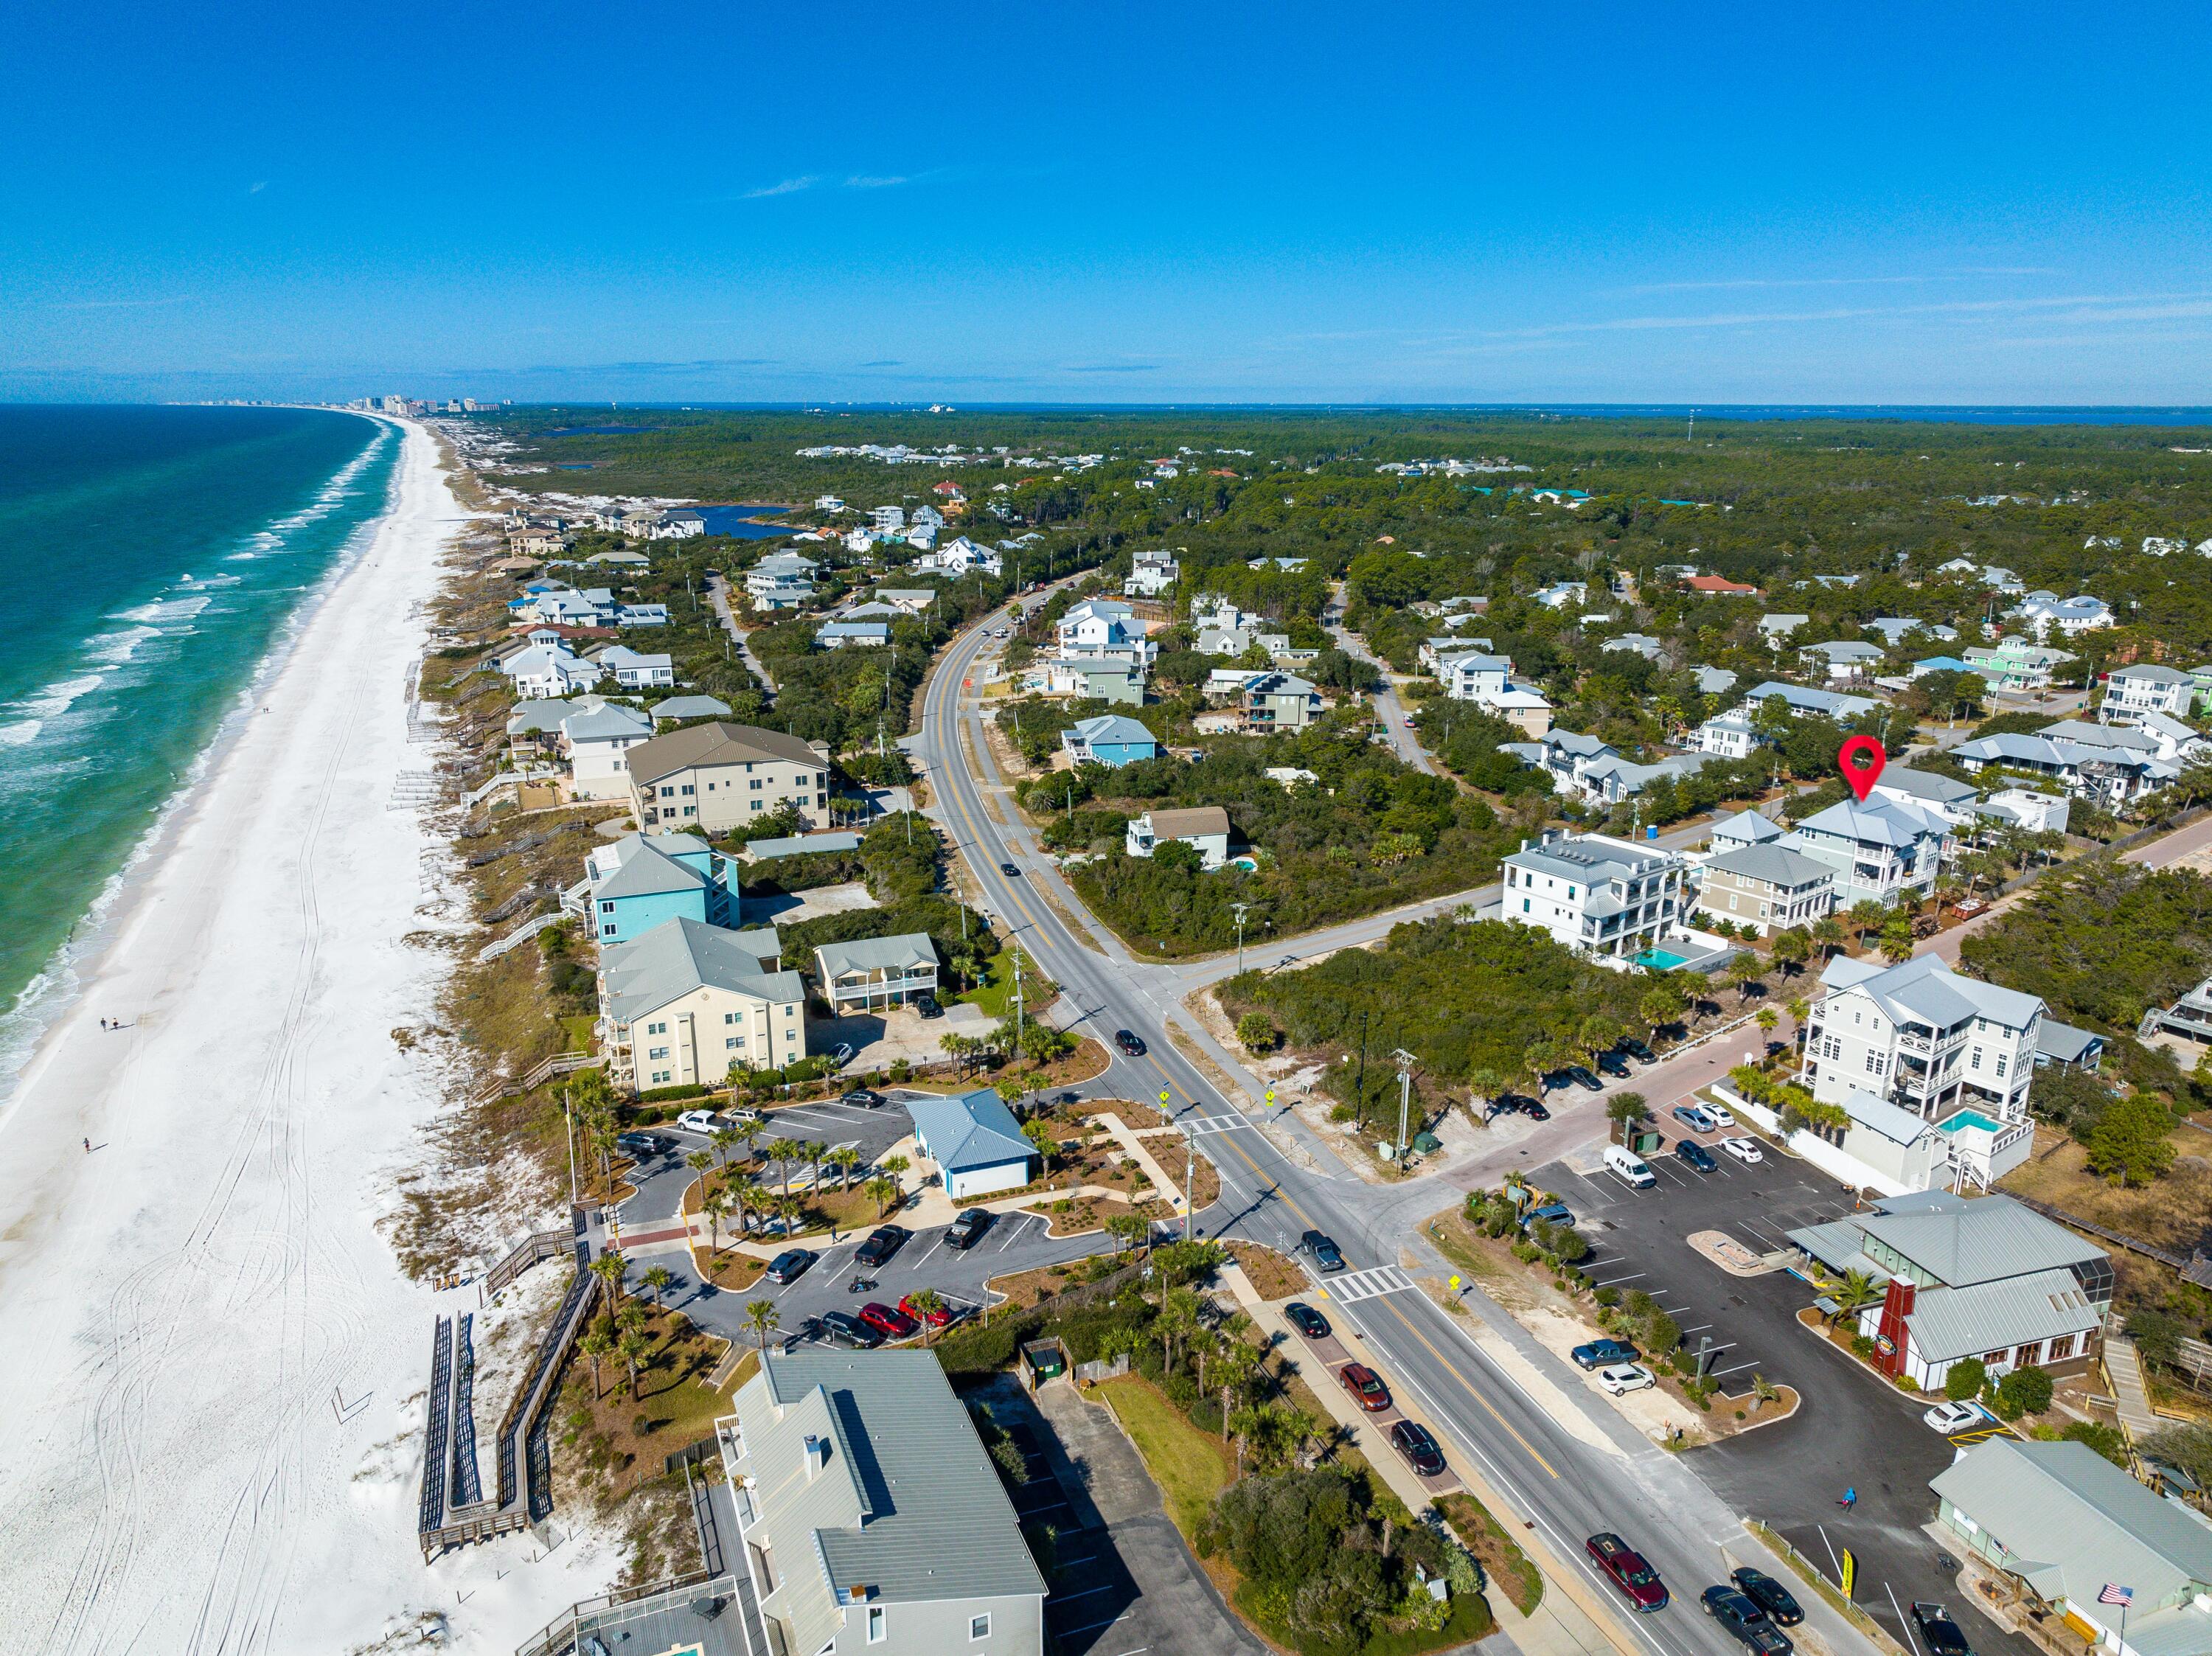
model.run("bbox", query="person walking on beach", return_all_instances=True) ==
[1838,1487,1857,1510]
[99,1018,108,1031]
[83,1138,90,1153]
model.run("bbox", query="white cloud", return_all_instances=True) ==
[742,175,819,198]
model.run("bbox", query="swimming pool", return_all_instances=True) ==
[1634,947,1692,970]
[1938,1110,2006,1135]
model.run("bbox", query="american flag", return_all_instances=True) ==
[2100,1584,2135,1608]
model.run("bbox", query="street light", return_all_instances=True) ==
[1391,1047,1419,1163]
[1231,902,1251,973]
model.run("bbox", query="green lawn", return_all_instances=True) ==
[956,950,1017,1020]
[1096,1375,1234,1538]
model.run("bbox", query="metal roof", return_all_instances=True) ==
[907,1088,1037,1174]
[2038,1020,2104,1064]
[1905,1267,2104,1363]
[1792,796,1950,849]
[1819,951,2045,1034]
[1711,809,1785,845]
[1933,1439,2212,1612]
[599,917,803,1026]
[744,831,863,861]
[1066,714,1156,747]
[592,838,712,901]
[1840,1088,1938,1147]
[1860,1193,2101,1288]
[653,694,733,722]
[1873,766,1979,806]
[734,1350,1046,1655]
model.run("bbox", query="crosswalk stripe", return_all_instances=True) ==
[1181,1112,1251,1135]
[1324,1265,1415,1302]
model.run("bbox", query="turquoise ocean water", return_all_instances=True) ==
[0,406,394,1083]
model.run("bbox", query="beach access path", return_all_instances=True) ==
[0,419,618,1653]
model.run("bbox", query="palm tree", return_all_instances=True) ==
[1812,915,1846,960]
[580,1324,613,1401]
[1524,1038,1559,1093]
[641,1264,674,1309]
[1638,984,1683,1042]
[701,1186,732,1252]
[1787,995,1812,1051]
[1756,1007,1778,1036]
[864,1175,899,1217]
[1605,1092,1648,1145]
[906,1287,947,1346]
[1930,872,1962,923]
[1725,955,1765,1006]
[617,1327,651,1398]
[768,1138,803,1197]
[709,1126,738,1169]
[827,1145,863,1192]
[1847,900,1886,950]
[745,1298,780,1353]
[684,1148,713,1185]
[803,1140,829,1197]
[589,1249,628,1312]
[1827,1267,1882,1329]
[1770,929,1810,978]
[1878,918,1915,963]
[881,1154,910,1188]
[1466,1067,1505,1119]
[773,1191,804,1239]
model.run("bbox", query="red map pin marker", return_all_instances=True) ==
[1838,734,1887,802]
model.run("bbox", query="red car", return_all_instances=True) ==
[1339,1362,1392,1412]
[857,1301,919,1340]
[898,1292,955,1331]
[1587,1533,1669,1612]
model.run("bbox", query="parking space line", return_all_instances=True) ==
[1058,1611,1135,1636]
[1052,1584,1117,1604]
[1711,1360,1759,1377]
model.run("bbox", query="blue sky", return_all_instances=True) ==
[5,1,2211,404]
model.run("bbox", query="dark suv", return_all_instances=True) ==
[1731,1569,1804,1627]
[1114,1029,1147,1056]
[1390,1420,1446,1476]
[1912,1604,1973,1656]
[1300,1230,1345,1273]
[1703,1587,1792,1655]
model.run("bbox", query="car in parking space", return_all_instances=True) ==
[780,1315,824,1352]
[616,1130,672,1158]
[944,1208,993,1250]
[1390,1420,1447,1477]
[855,1225,909,1267]
[1562,1065,1604,1092]
[1113,1029,1146,1056]
[840,1088,882,1110]
[1719,1135,1764,1164]
[1587,1533,1669,1612]
[1285,1301,1330,1340]
[1701,1586,1793,1655]
[1730,1569,1804,1627]
[1000,861,1020,877]
[1515,1096,1551,1120]
[1923,1399,1989,1435]
[1675,1139,1719,1173]
[1911,1603,1974,1656]
[1520,1201,1575,1231]
[858,1301,921,1340]
[1571,1337,1641,1371]
[1672,1104,1719,1134]
[765,1248,814,1285]
[898,1292,956,1331]
[1706,1101,1738,1129]
[1300,1230,1346,1273]
[1619,1037,1658,1064]
[1340,1363,1392,1411]
[820,1310,884,1349]
[1596,1363,1656,1395]
[675,1109,720,1134]
[1597,1050,1632,1078]
[914,992,942,1018]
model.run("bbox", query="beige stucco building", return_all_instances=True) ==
[622,720,831,834]
[597,918,807,1089]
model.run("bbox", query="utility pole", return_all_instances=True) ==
[1231,902,1251,974]
[563,1085,579,1210]
[1184,1121,1196,1241]
[1391,1048,1418,1163]
[1354,1010,1369,1127]
[1012,945,1025,1056]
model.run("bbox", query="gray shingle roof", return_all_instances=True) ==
[1933,1439,2212,1609]
[813,933,936,978]
[599,916,803,1026]
[625,720,825,785]
[734,1349,1046,1656]
[1147,806,1231,838]
[1066,714,1155,747]
[1711,809,1785,845]
[1792,796,1948,848]
[744,830,863,860]
[2038,1020,2104,1064]
[907,1087,1037,1174]
[594,838,712,901]
[653,694,733,722]
[1874,766,1979,807]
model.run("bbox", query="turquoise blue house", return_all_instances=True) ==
[568,832,739,944]
[1060,714,1159,768]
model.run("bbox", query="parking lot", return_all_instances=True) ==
[1531,1132,2038,1656]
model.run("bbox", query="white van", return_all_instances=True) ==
[1604,1145,1658,1189]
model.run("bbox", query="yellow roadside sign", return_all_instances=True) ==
[1839,1548,1857,1598]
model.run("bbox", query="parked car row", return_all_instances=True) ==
[1582,1534,1808,1655]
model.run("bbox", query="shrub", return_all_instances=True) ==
[1850,1334,1877,1360]
[1944,1356,1988,1403]
[1995,1365,2054,1419]
[1235,1012,1281,1053]
[637,1082,710,1104]
[1594,1286,1621,1308]
[2062,1420,2130,1467]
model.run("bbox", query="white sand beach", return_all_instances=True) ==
[0,421,615,1653]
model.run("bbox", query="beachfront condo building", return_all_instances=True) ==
[623,720,831,834]
[597,917,806,1090]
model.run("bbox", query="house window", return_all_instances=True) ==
[970,1612,991,1641]
[1971,1051,1981,1071]
[1995,1054,2008,1078]
[868,1608,886,1643]
[681,784,695,796]
[751,779,763,790]
[660,786,675,798]
[751,799,764,810]
[648,1046,669,1060]
[724,1012,739,1024]
[726,1037,741,1050]
[648,1021,667,1034]
[599,900,615,914]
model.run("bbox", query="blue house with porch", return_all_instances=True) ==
[568,832,740,944]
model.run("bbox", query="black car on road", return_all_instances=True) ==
[1702,1587,1793,1655]
[1114,1029,1146,1056]
[1912,1604,1973,1656]
[765,1248,814,1284]
[1000,861,1020,876]
[1730,1570,1804,1628]
[821,1310,884,1349]
[855,1225,909,1267]
[1300,1230,1345,1273]
[1390,1420,1447,1477]
[944,1209,993,1250]
[1285,1301,1331,1340]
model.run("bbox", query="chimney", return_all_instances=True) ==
[801,1433,830,1478]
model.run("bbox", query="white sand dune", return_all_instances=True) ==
[0,420,616,1653]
